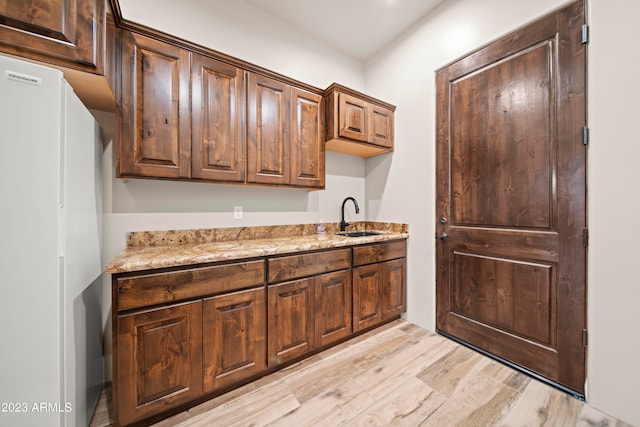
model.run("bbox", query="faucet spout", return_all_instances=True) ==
[340,197,360,232]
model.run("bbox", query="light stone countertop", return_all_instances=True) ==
[106,222,408,274]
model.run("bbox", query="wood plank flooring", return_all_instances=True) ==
[90,320,632,427]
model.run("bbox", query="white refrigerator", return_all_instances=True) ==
[0,55,103,427]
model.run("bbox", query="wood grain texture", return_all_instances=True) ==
[267,248,351,283]
[247,72,291,185]
[290,87,325,188]
[353,240,406,267]
[202,287,266,392]
[119,31,191,179]
[324,83,396,157]
[191,53,246,182]
[268,278,315,366]
[314,269,352,346]
[436,0,587,394]
[0,0,105,72]
[92,320,632,427]
[116,301,203,426]
[339,92,368,142]
[369,103,394,149]
[116,260,265,311]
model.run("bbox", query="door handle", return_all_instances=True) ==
[435,232,449,241]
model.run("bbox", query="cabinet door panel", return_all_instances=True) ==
[203,288,266,392]
[370,104,394,149]
[0,0,104,72]
[315,270,352,346]
[382,258,406,320]
[119,31,191,179]
[291,87,324,188]
[268,278,314,366]
[192,54,245,182]
[339,93,368,142]
[353,264,383,332]
[116,301,202,426]
[247,73,290,185]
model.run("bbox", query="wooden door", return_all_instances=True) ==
[267,278,314,366]
[119,31,191,179]
[339,93,368,142]
[290,87,325,188]
[192,54,245,182]
[116,301,202,425]
[202,288,266,393]
[0,0,104,73]
[352,264,383,332]
[381,258,406,320]
[435,1,587,395]
[314,270,352,346]
[247,73,290,185]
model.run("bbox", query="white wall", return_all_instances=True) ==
[364,0,640,424]
[586,0,640,423]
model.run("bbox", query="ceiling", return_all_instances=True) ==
[242,0,445,62]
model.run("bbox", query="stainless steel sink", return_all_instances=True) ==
[336,231,383,237]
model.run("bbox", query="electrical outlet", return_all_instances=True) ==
[233,206,243,220]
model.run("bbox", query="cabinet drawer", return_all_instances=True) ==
[353,240,407,267]
[268,248,351,283]
[116,260,265,311]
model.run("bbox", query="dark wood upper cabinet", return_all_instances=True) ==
[0,0,116,110]
[247,73,291,186]
[290,87,325,188]
[325,83,396,158]
[0,0,103,71]
[369,103,394,149]
[191,54,246,182]
[118,31,191,179]
[338,93,368,142]
[116,30,325,189]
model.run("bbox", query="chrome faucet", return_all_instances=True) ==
[340,197,360,232]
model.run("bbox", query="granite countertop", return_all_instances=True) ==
[106,222,409,274]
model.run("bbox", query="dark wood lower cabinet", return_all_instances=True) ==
[203,288,266,393]
[353,264,383,332]
[116,301,203,426]
[267,278,315,366]
[382,258,407,320]
[112,240,406,426]
[267,269,353,366]
[353,243,407,332]
[315,270,352,346]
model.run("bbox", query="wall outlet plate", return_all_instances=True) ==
[233,206,243,220]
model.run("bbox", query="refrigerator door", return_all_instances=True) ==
[0,55,102,427]
[0,54,65,427]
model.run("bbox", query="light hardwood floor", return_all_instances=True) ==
[90,320,632,427]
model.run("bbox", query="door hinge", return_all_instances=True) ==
[581,24,589,44]
[582,126,589,145]
[582,329,588,347]
[583,228,589,247]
